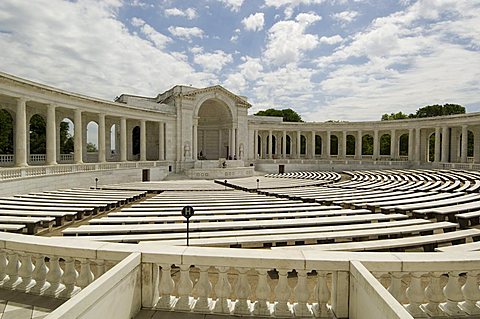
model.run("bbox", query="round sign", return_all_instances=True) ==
[181,206,195,219]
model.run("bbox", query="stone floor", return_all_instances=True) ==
[0,289,64,319]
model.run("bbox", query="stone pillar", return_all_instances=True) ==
[268,130,273,159]
[218,129,223,158]
[461,125,468,163]
[74,109,83,164]
[415,128,421,162]
[408,128,414,161]
[235,128,239,159]
[434,127,441,162]
[441,126,449,162]
[253,130,257,159]
[193,124,198,160]
[159,122,165,160]
[231,127,236,158]
[311,131,316,159]
[98,113,106,163]
[15,98,28,167]
[355,130,362,159]
[140,120,146,161]
[474,128,480,163]
[46,104,57,165]
[282,131,287,159]
[326,131,331,159]
[341,131,347,159]
[390,129,396,159]
[120,117,127,162]
[296,131,301,159]
[373,130,379,160]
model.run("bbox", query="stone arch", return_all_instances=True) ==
[29,114,46,160]
[428,132,442,162]
[362,134,373,155]
[86,120,98,153]
[300,134,306,155]
[132,126,140,156]
[193,91,237,123]
[399,133,409,156]
[110,123,117,158]
[59,117,74,159]
[346,134,355,156]
[380,134,391,156]
[196,97,234,160]
[0,109,14,155]
[330,134,338,156]
[315,135,322,156]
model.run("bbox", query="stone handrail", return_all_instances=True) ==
[1,233,480,318]
[0,161,167,181]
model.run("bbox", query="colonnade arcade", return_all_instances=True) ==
[253,125,480,163]
[0,95,167,167]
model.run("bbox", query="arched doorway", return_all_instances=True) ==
[197,99,233,160]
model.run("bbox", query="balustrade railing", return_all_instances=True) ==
[29,154,46,164]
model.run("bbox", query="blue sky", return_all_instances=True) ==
[0,0,479,123]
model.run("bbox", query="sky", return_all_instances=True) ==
[0,0,479,124]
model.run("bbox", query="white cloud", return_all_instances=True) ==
[242,12,265,31]
[217,0,244,11]
[264,0,325,9]
[0,0,214,99]
[193,49,233,72]
[319,34,343,45]
[131,17,172,49]
[263,13,321,65]
[331,10,359,24]
[165,7,197,20]
[168,26,204,41]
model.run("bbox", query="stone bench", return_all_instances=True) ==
[382,193,480,214]
[0,216,55,234]
[73,218,430,243]
[436,240,480,252]
[0,199,100,215]
[274,228,480,252]
[0,209,78,226]
[337,192,424,209]
[144,221,458,248]
[454,210,480,228]
[14,194,116,210]
[373,192,463,213]
[62,213,408,236]
[93,208,367,224]
[413,201,480,222]
[0,223,26,233]
[0,204,91,220]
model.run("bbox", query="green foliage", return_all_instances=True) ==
[86,142,98,152]
[399,134,409,156]
[255,108,303,122]
[330,135,338,155]
[29,114,46,154]
[362,135,373,155]
[346,135,355,155]
[60,121,74,154]
[0,110,14,154]
[381,112,409,121]
[381,104,465,121]
[380,134,391,155]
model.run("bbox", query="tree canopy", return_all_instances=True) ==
[254,108,303,122]
[381,104,465,121]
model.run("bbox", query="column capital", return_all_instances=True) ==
[15,96,27,104]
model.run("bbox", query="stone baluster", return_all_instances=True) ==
[0,250,8,285]
[60,257,80,298]
[405,272,427,317]
[459,271,480,315]
[253,268,271,316]
[439,271,466,316]
[233,267,251,315]
[45,256,65,297]
[30,255,49,294]
[373,272,388,288]
[274,269,292,317]
[156,264,175,309]
[388,272,405,303]
[213,266,232,314]
[77,258,94,289]
[16,252,35,292]
[3,250,20,289]
[313,271,330,318]
[421,272,445,316]
[174,264,193,311]
[294,269,312,317]
[95,259,105,278]
[193,265,212,312]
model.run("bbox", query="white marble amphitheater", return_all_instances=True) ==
[2,71,480,318]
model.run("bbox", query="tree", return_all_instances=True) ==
[380,104,466,120]
[60,121,74,154]
[255,108,303,122]
[29,114,46,154]
[0,110,14,154]
[86,142,98,152]
[381,112,409,121]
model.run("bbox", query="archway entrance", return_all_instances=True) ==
[197,99,233,160]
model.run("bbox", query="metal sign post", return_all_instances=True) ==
[181,206,195,246]
[95,178,98,190]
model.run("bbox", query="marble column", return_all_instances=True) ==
[193,124,198,160]
[268,130,273,159]
[253,130,258,159]
[231,127,236,158]
[46,104,57,165]
[434,127,441,162]
[461,125,468,163]
[120,117,127,162]
[74,109,83,164]
[326,131,331,159]
[15,97,28,167]
[341,131,347,159]
[282,131,287,159]
[408,128,414,161]
[159,122,165,160]
[441,126,449,162]
[98,113,106,163]
[373,130,379,160]
[355,130,362,159]
[218,129,223,158]
[311,131,316,159]
[415,128,421,162]
[140,120,146,161]
[296,131,301,159]
[390,129,397,159]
